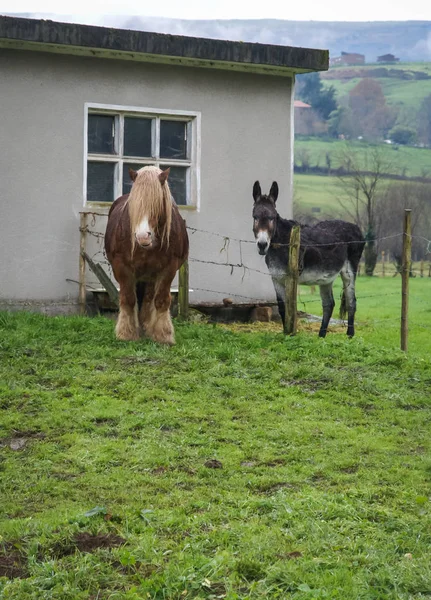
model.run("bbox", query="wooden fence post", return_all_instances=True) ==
[381,250,385,277]
[79,212,87,316]
[401,209,412,352]
[420,259,424,278]
[178,260,189,321]
[284,225,301,336]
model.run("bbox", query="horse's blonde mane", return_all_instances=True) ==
[127,166,173,252]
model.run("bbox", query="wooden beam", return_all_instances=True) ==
[82,252,119,306]
[284,225,301,335]
[401,209,412,352]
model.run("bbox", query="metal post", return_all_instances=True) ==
[285,225,301,335]
[79,212,87,316]
[401,209,412,352]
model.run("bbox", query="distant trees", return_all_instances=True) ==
[297,72,338,121]
[378,182,431,261]
[388,125,416,145]
[328,79,397,141]
[337,147,391,275]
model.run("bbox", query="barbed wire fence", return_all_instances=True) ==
[78,210,431,352]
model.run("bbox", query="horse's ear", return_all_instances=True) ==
[253,181,261,202]
[159,168,170,186]
[129,168,138,182]
[269,181,279,202]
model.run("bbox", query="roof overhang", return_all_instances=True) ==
[0,15,329,77]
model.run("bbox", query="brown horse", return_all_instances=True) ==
[105,166,189,345]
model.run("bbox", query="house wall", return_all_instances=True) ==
[0,49,294,310]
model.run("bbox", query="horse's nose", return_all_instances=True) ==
[136,231,152,247]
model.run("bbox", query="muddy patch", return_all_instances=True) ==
[0,543,28,579]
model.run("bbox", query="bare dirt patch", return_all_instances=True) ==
[0,543,28,579]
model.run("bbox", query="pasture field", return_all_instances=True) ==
[320,62,431,115]
[294,138,431,180]
[294,174,342,217]
[1,277,431,600]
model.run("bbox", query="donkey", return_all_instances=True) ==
[252,181,365,337]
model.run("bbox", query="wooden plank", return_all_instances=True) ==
[178,260,189,321]
[79,213,87,315]
[401,209,412,352]
[284,225,301,336]
[82,252,119,306]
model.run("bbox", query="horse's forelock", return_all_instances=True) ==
[128,166,172,252]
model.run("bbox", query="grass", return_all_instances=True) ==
[294,138,431,179]
[1,279,431,599]
[294,173,343,217]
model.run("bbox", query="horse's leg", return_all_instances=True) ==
[318,283,335,338]
[146,267,177,345]
[340,261,357,338]
[139,281,156,337]
[115,271,139,341]
[272,276,287,332]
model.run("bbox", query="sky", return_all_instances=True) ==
[1,0,430,21]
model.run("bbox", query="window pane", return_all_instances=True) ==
[88,115,115,154]
[160,120,187,159]
[160,165,188,205]
[124,117,153,157]
[87,162,115,203]
[122,163,151,196]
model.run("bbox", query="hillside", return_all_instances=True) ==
[10,14,431,62]
[319,63,431,120]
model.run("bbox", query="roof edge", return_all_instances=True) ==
[0,15,329,75]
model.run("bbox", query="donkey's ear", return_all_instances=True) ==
[252,181,261,202]
[159,168,170,186]
[269,181,279,202]
[129,168,138,182]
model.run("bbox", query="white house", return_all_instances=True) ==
[0,15,328,313]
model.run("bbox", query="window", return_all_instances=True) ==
[84,104,200,208]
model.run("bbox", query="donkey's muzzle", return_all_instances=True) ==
[135,233,152,248]
[257,240,269,255]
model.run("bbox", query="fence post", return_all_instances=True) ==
[178,259,189,321]
[284,225,301,335]
[401,209,412,352]
[420,259,424,278]
[79,212,87,316]
[381,250,385,277]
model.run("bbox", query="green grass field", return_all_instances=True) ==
[1,276,431,599]
[294,138,431,179]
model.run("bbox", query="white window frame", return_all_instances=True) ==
[83,102,201,210]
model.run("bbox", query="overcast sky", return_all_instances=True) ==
[1,0,430,21]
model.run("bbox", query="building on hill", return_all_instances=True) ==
[377,53,400,63]
[330,52,365,66]
[0,15,328,313]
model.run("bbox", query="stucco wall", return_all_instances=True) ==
[0,49,294,309]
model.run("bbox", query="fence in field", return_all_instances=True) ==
[78,210,431,353]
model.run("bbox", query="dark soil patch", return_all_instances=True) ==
[51,533,126,558]
[0,543,28,579]
[204,459,223,469]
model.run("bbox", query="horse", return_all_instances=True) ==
[105,166,189,345]
[252,181,365,337]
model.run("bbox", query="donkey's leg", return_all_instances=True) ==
[115,273,139,341]
[340,261,357,338]
[318,283,335,338]
[272,276,287,332]
[147,268,177,345]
